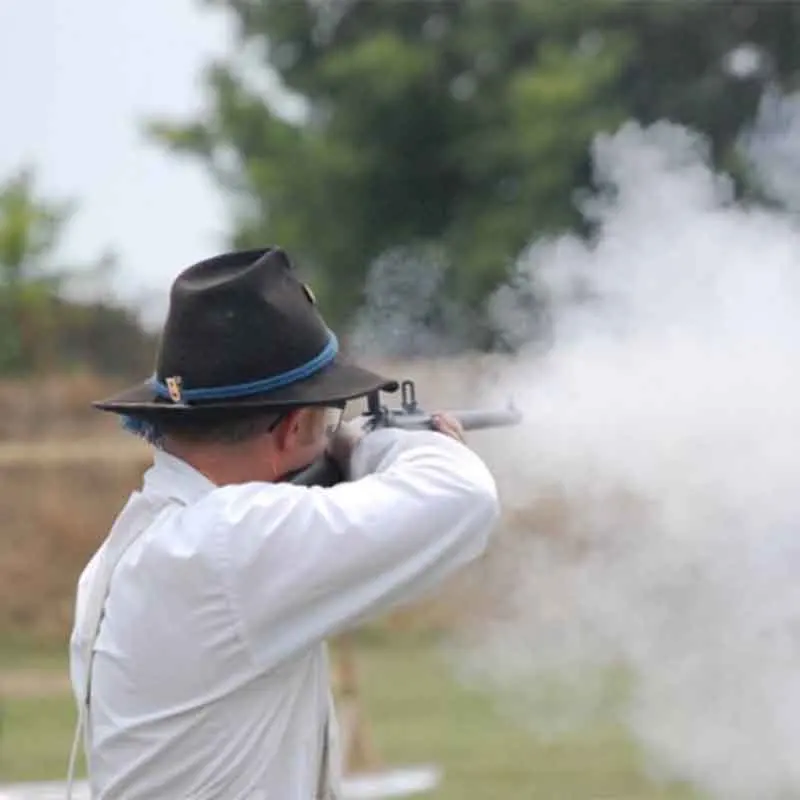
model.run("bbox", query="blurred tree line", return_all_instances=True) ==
[3,1,800,373]
[0,170,155,377]
[150,0,800,350]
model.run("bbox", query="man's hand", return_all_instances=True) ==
[430,413,465,443]
[327,412,466,473]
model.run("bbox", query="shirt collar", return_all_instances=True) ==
[142,449,218,505]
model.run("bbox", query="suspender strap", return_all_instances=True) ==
[66,494,173,799]
[316,713,330,800]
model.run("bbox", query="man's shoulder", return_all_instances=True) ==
[194,479,313,523]
[138,481,306,556]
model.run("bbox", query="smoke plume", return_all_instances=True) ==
[451,105,800,800]
[348,245,474,359]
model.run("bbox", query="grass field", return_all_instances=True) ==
[0,372,703,797]
[0,637,700,799]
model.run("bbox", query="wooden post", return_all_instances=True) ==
[332,632,384,775]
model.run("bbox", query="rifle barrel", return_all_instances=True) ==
[290,406,522,487]
[386,407,522,431]
[452,408,523,430]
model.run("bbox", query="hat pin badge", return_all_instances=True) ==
[302,282,317,305]
[165,376,184,404]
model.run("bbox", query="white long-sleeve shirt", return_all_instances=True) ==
[69,428,499,799]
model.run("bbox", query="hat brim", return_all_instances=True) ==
[93,357,399,415]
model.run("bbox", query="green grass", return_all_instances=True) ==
[0,637,700,799]
[0,636,68,672]
[0,693,82,782]
[353,640,697,799]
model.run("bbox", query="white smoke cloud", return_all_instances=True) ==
[453,115,800,800]
[349,245,474,358]
[741,88,800,212]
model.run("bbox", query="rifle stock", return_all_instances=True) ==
[291,453,344,488]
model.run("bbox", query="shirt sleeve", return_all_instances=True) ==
[214,428,500,670]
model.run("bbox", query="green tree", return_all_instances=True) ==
[0,169,74,373]
[151,0,632,341]
[0,169,156,376]
[151,0,800,346]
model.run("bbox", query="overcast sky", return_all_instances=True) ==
[0,0,237,322]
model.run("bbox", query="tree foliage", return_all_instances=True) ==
[0,169,72,373]
[151,0,800,346]
[0,170,155,377]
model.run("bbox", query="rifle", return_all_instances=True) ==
[290,379,522,487]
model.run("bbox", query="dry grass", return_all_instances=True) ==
[0,439,148,466]
[0,446,524,641]
[0,457,149,640]
[0,375,149,638]
[0,361,540,642]
[0,372,129,441]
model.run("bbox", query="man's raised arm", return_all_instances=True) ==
[215,426,499,670]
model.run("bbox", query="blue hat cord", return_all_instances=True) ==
[120,331,339,444]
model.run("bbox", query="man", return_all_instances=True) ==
[68,248,500,799]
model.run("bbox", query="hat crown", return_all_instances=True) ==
[156,248,330,393]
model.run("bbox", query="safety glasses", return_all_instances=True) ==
[323,405,345,437]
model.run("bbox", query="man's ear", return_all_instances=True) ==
[271,409,304,452]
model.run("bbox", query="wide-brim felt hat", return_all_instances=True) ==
[93,248,398,415]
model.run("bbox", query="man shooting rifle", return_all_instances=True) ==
[68,248,501,799]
